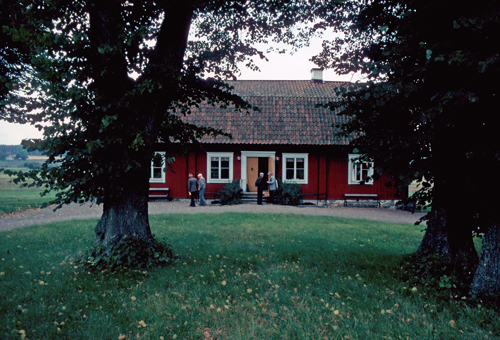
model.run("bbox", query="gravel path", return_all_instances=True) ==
[0,200,424,231]
[0,200,426,232]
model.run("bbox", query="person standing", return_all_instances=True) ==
[255,172,266,205]
[197,173,207,206]
[267,172,277,205]
[188,173,198,207]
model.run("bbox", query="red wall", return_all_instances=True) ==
[151,150,402,200]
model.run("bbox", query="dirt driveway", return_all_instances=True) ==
[0,200,427,232]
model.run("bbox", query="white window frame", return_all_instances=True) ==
[348,154,374,185]
[282,153,308,184]
[207,152,234,184]
[150,151,166,183]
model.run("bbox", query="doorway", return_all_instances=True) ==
[247,157,270,192]
[240,151,276,193]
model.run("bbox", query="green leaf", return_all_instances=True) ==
[102,117,111,127]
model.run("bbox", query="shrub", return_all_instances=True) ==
[23,161,41,169]
[218,179,242,205]
[76,236,173,271]
[275,179,302,206]
[16,150,29,160]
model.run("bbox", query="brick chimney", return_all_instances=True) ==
[310,68,324,83]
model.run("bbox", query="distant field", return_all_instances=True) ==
[25,155,49,160]
[0,155,48,169]
[0,159,57,215]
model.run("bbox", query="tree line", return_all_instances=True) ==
[0,145,35,160]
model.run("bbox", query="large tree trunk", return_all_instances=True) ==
[470,223,500,295]
[94,164,152,249]
[414,179,478,276]
[88,2,195,251]
[415,206,451,257]
[469,160,500,295]
[446,204,479,269]
[415,201,477,265]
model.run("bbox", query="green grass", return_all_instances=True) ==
[1,213,498,340]
[0,169,58,215]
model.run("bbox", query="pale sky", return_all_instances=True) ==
[0,36,355,145]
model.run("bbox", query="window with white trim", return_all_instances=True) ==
[282,153,308,184]
[348,154,374,185]
[207,152,233,183]
[150,152,166,183]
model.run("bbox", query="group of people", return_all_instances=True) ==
[187,173,206,207]
[255,172,277,205]
[187,171,277,207]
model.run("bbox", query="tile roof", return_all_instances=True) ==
[181,80,351,146]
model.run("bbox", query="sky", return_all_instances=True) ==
[0,36,355,145]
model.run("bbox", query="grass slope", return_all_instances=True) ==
[1,213,498,340]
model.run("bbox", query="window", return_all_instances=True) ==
[207,152,233,183]
[150,152,166,183]
[282,153,308,184]
[348,154,374,185]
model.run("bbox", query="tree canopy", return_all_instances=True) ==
[316,0,500,295]
[2,0,340,204]
[1,0,342,265]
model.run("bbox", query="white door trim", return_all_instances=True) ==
[240,151,276,193]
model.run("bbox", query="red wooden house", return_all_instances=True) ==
[149,69,404,207]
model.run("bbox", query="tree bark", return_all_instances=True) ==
[414,180,478,272]
[90,3,196,252]
[415,206,451,258]
[470,223,500,295]
[94,163,152,249]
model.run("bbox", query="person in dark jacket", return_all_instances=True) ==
[255,172,266,205]
[188,173,198,207]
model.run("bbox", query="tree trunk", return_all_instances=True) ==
[414,181,478,273]
[88,3,196,252]
[470,223,500,295]
[94,164,152,249]
[446,204,479,269]
[415,206,451,258]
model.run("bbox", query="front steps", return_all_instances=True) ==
[239,191,266,204]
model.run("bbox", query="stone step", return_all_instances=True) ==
[239,192,265,204]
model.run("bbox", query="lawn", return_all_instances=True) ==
[0,161,58,215]
[1,213,498,340]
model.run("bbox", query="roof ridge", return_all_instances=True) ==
[228,79,349,84]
